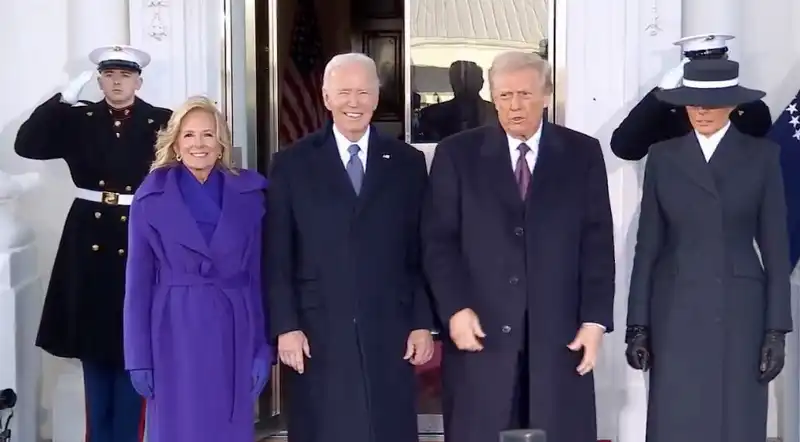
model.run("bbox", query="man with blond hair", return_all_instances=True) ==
[422,50,615,442]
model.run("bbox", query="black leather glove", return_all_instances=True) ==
[625,325,651,371]
[759,330,786,383]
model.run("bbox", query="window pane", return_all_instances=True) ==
[408,0,550,144]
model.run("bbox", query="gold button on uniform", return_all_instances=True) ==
[94,212,101,219]
[91,244,99,251]
[114,120,121,127]
[120,216,128,222]
[125,186,132,192]
[118,249,125,256]
[99,180,105,187]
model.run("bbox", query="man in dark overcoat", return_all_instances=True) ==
[610,34,772,161]
[14,45,171,442]
[625,59,792,442]
[266,52,435,442]
[422,50,616,442]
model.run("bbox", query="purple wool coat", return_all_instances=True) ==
[123,165,270,442]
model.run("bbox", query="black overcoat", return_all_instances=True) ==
[627,128,793,442]
[421,123,616,442]
[610,87,772,161]
[266,123,434,442]
[14,93,171,367]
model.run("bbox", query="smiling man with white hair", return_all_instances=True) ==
[267,52,435,442]
[422,50,615,442]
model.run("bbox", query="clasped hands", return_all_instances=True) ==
[448,308,604,375]
[277,328,435,374]
[624,326,786,383]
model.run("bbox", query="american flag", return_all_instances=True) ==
[768,90,800,267]
[279,0,328,145]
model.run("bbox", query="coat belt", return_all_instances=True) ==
[76,188,134,205]
[160,270,252,421]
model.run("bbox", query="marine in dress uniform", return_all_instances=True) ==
[14,45,171,442]
[610,34,773,161]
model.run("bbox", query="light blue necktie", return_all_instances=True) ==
[346,144,364,195]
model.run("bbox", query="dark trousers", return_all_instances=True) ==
[509,316,530,429]
[82,362,145,442]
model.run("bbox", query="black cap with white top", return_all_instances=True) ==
[655,59,765,107]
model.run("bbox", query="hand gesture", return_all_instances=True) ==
[567,324,604,375]
[449,308,485,352]
[658,58,689,90]
[624,326,651,371]
[404,329,435,365]
[759,331,786,383]
[61,70,96,105]
[277,330,310,374]
[129,369,154,399]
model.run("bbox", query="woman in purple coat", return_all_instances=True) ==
[123,96,271,441]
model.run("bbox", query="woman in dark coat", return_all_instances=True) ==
[124,96,271,442]
[625,59,792,442]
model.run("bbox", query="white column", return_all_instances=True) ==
[0,171,40,442]
[563,0,682,441]
[681,0,741,59]
[128,0,223,109]
[66,0,130,102]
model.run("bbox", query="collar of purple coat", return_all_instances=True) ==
[135,164,267,201]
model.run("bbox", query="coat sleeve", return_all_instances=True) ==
[251,194,272,360]
[266,151,301,339]
[732,99,772,138]
[626,148,665,327]
[578,139,616,331]
[123,198,157,370]
[421,141,472,326]
[757,143,793,332]
[407,150,435,331]
[14,94,75,160]
[609,88,675,161]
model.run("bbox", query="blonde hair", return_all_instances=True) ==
[151,95,237,173]
[489,51,554,95]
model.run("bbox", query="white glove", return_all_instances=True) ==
[658,58,690,90]
[60,70,95,105]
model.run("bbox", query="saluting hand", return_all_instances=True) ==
[277,330,310,374]
[449,308,486,352]
[404,329,435,365]
[567,324,605,376]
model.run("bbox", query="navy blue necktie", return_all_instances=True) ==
[346,144,364,194]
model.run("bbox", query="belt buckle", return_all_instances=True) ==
[101,191,119,205]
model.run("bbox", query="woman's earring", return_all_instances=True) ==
[176,154,182,162]
[217,152,223,159]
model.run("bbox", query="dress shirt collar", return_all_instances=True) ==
[333,124,370,156]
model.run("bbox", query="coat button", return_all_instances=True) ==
[94,212,101,219]
[514,227,524,236]
[91,244,99,251]
[118,249,125,256]
[509,276,519,285]
[98,180,105,187]
[125,186,132,192]
[120,215,127,222]
[501,325,512,333]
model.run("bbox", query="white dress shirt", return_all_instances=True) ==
[505,123,606,332]
[333,124,370,170]
[695,122,730,162]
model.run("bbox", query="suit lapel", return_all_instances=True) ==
[355,129,393,216]
[671,132,718,197]
[480,125,522,211]
[309,126,358,206]
[526,123,568,209]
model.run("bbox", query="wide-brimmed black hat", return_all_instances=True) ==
[656,59,765,107]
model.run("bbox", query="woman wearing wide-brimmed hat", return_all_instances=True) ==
[624,58,792,442]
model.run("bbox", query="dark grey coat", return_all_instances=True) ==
[627,127,793,442]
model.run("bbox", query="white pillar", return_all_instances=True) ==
[681,0,741,59]
[0,171,40,442]
[66,0,130,101]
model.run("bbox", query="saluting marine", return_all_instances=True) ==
[610,34,772,161]
[14,45,171,442]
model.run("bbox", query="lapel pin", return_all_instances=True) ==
[738,110,744,116]
[86,112,93,116]
[382,154,391,159]
[148,118,154,124]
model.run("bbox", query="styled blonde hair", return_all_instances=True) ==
[151,95,237,173]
